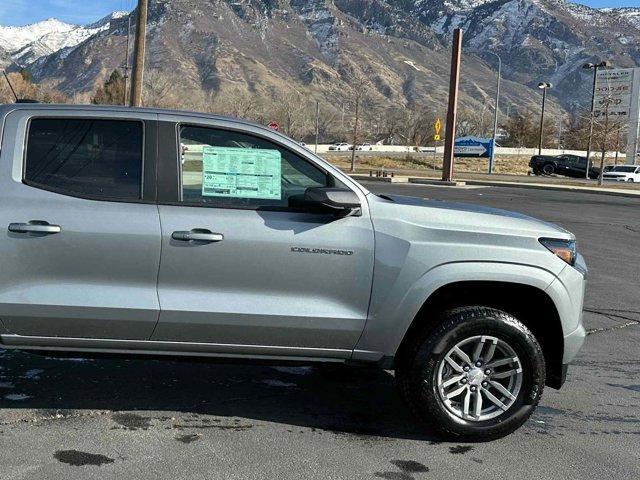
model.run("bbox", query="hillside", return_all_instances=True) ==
[1,0,639,118]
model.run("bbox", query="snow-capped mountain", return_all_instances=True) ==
[1,1,638,115]
[603,7,640,30]
[0,12,128,66]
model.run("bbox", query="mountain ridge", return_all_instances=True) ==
[0,1,638,118]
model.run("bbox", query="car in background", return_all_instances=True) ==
[356,143,373,151]
[602,165,640,182]
[328,142,352,151]
[529,154,600,179]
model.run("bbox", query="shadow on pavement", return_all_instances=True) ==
[0,348,441,442]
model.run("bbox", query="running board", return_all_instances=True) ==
[0,334,353,363]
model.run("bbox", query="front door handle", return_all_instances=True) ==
[9,221,61,235]
[172,229,224,243]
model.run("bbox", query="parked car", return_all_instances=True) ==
[0,104,586,441]
[602,165,640,182]
[328,142,352,151]
[529,154,600,179]
[356,143,373,151]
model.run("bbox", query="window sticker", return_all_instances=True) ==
[201,146,281,199]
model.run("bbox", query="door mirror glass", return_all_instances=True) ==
[289,187,361,216]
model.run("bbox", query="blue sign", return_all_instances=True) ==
[454,136,494,158]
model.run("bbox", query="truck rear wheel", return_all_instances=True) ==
[395,306,545,441]
[542,164,555,175]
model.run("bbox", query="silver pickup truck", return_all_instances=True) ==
[0,104,586,440]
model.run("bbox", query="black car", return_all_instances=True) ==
[529,154,600,179]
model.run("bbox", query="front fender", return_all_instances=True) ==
[352,261,561,361]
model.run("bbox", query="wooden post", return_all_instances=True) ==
[442,28,463,182]
[129,0,148,107]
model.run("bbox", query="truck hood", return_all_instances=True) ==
[369,194,573,240]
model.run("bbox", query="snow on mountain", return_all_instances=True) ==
[603,7,640,30]
[0,11,129,66]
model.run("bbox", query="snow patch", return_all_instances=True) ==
[23,369,43,379]
[261,379,297,388]
[271,366,313,375]
[5,393,31,401]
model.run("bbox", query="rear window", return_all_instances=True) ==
[24,118,143,200]
[611,166,636,173]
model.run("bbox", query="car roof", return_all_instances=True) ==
[0,102,267,130]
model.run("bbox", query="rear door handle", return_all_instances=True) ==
[9,221,61,235]
[172,229,224,243]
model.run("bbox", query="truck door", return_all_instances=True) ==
[151,118,375,359]
[0,110,161,341]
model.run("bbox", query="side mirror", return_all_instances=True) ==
[289,187,361,217]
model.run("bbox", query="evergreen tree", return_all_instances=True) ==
[92,70,126,105]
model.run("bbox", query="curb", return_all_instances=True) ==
[408,178,466,187]
[350,174,640,198]
[350,175,409,183]
[460,179,640,198]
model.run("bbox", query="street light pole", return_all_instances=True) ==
[314,99,319,154]
[488,52,501,174]
[582,61,609,178]
[537,82,552,156]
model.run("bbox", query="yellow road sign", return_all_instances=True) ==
[433,134,441,141]
[434,118,442,136]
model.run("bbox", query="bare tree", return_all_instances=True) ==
[143,69,174,106]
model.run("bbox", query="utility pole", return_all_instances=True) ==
[583,61,609,178]
[614,123,621,166]
[488,52,501,174]
[537,82,552,156]
[442,28,463,182]
[598,99,610,187]
[314,99,320,154]
[123,15,132,106]
[129,0,148,107]
[350,94,360,172]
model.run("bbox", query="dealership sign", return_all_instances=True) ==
[454,137,493,158]
[594,68,640,164]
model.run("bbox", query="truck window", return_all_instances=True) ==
[178,125,344,209]
[24,118,143,200]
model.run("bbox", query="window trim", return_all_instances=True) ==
[21,116,156,204]
[165,122,343,213]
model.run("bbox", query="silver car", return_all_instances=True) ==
[0,104,586,440]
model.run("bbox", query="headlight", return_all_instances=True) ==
[539,238,577,266]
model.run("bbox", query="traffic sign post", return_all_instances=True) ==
[433,118,442,142]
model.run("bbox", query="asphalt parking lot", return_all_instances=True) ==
[1,183,639,480]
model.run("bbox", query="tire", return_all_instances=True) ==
[542,164,555,175]
[396,306,545,441]
[627,178,634,183]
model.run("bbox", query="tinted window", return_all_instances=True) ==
[179,125,345,209]
[25,118,143,200]
[612,166,636,173]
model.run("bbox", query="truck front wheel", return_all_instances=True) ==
[395,306,545,441]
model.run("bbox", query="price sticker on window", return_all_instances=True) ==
[201,147,281,200]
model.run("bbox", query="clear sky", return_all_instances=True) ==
[0,0,638,26]
[0,0,135,27]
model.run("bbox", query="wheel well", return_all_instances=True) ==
[396,281,564,388]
